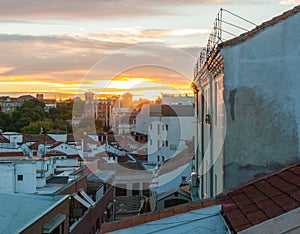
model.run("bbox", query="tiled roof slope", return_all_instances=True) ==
[0,135,9,143]
[100,199,217,234]
[221,5,300,48]
[100,162,300,233]
[216,161,300,233]
[23,134,55,143]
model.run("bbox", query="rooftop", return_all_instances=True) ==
[0,134,9,143]
[100,199,217,233]
[101,161,300,233]
[217,161,300,232]
[0,193,68,233]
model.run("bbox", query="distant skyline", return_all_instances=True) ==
[0,1,299,99]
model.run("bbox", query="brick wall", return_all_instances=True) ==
[70,186,114,234]
[56,174,88,195]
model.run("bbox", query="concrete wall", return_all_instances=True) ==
[0,163,14,193]
[15,163,36,193]
[221,11,300,190]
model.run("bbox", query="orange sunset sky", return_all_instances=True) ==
[0,0,298,100]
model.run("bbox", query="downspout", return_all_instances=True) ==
[200,89,205,199]
[206,69,214,198]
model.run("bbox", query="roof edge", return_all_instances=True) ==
[220,5,300,48]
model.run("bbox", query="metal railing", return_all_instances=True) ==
[194,8,257,79]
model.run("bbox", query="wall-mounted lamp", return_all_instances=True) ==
[205,114,211,125]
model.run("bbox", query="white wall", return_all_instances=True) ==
[134,104,150,135]
[52,143,79,155]
[148,116,194,164]
[0,163,14,193]
[48,134,67,142]
[15,163,36,193]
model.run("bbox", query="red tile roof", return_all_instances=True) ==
[217,161,300,233]
[23,134,55,143]
[0,134,9,143]
[100,199,217,234]
[100,161,300,233]
[221,5,300,48]
[0,152,24,157]
[45,150,67,156]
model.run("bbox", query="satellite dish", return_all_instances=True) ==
[21,144,31,157]
[38,144,46,158]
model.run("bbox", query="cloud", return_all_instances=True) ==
[278,0,300,4]
[0,33,200,94]
[0,0,258,20]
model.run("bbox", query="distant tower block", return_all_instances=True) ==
[121,92,133,108]
[36,93,44,100]
[84,91,95,102]
[84,91,96,118]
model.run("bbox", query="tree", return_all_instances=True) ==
[0,111,12,132]
[21,120,53,134]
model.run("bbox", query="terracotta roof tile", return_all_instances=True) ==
[217,162,300,233]
[172,204,190,214]
[267,175,299,193]
[101,162,300,234]
[100,199,216,233]
[145,212,160,223]
[272,194,299,212]
[0,135,9,143]
[252,180,282,197]
[246,211,268,225]
[131,215,146,226]
[290,191,300,202]
[187,202,204,210]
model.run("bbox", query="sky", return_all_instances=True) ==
[0,0,299,100]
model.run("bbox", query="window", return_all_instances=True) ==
[170,144,177,151]
[116,184,127,196]
[157,140,160,148]
[132,183,140,196]
[162,156,165,162]
[150,124,152,130]
[206,88,210,115]
[17,175,23,181]
[165,140,168,147]
[162,125,164,131]
[150,139,152,145]
[162,141,165,147]
[157,155,160,162]
[165,125,168,131]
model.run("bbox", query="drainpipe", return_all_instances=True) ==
[206,69,214,198]
[200,89,205,199]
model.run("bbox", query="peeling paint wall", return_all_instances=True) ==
[221,11,300,190]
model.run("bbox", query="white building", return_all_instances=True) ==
[147,104,195,164]
[0,161,37,193]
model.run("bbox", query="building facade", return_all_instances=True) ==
[193,6,300,199]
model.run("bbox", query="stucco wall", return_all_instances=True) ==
[221,11,300,189]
